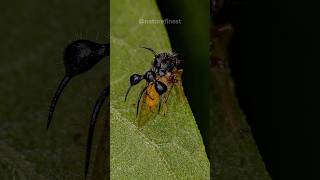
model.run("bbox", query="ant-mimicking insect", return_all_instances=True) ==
[46,40,109,178]
[124,47,184,127]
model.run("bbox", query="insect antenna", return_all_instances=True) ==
[140,46,157,56]
[85,85,110,178]
[47,76,71,130]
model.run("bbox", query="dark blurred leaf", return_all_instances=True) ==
[208,24,271,179]
[0,0,108,179]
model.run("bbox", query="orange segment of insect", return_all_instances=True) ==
[124,47,183,127]
[145,83,160,111]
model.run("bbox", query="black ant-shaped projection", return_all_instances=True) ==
[124,47,183,116]
[46,40,109,178]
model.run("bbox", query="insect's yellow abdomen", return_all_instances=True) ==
[145,83,160,111]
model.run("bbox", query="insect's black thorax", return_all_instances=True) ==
[151,52,180,76]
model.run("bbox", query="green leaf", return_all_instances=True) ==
[110,0,210,179]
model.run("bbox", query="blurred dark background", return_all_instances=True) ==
[223,1,311,179]
[158,0,312,179]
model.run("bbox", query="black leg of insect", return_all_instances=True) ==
[124,47,183,127]
[46,39,109,178]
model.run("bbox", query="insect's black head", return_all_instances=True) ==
[153,53,169,69]
[152,52,182,75]
[130,74,143,86]
[141,46,182,73]
[155,81,167,95]
[64,40,108,77]
[143,71,156,83]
